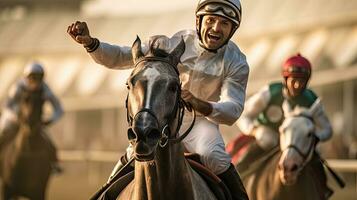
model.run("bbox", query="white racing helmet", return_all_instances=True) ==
[196,0,242,26]
[195,0,242,50]
[23,62,45,79]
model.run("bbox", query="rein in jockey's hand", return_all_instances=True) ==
[181,89,212,116]
[67,21,93,47]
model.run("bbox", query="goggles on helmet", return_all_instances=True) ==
[287,66,309,74]
[27,73,43,81]
[203,3,236,18]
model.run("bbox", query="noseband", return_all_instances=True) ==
[126,56,196,147]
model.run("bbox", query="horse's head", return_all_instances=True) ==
[278,100,319,185]
[126,36,185,162]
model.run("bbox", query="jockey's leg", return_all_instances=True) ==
[181,117,248,200]
[41,132,62,174]
[107,144,134,183]
[218,164,249,200]
[91,147,134,200]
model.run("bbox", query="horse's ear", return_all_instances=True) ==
[132,35,144,63]
[169,37,185,66]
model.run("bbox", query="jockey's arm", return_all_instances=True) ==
[67,21,173,70]
[88,35,172,70]
[237,85,270,136]
[206,60,249,126]
[43,84,63,125]
[67,21,135,69]
[311,99,333,142]
[89,43,135,69]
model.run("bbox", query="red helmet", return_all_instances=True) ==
[282,53,311,80]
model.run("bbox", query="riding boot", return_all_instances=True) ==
[218,164,249,200]
[90,153,134,200]
[107,153,134,183]
[236,141,265,173]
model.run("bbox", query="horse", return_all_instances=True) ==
[0,88,52,200]
[238,100,331,200]
[93,36,235,200]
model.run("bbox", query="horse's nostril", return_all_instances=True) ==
[291,164,298,172]
[128,128,137,142]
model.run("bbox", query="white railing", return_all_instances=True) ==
[325,159,357,172]
[59,150,357,172]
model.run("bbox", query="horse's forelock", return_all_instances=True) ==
[148,46,169,58]
[281,116,314,136]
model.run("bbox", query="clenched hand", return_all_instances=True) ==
[67,21,93,46]
[181,89,213,116]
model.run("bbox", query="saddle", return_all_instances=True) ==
[184,153,232,200]
[91,153,232,200]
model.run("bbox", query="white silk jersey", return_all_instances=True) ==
[90,29,249,126]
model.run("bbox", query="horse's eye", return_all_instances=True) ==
[307,132,313,137]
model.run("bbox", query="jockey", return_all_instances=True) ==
[0,62,64,174]
[237,53,333,197]
[68,0,248,199]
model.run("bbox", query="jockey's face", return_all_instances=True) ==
[286,77,307,97]
[26,74,43,91]
[200,14,233,50]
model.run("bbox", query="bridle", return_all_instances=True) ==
[281,114,317,171]
[126,56,196,147]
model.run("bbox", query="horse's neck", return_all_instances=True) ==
[18,119,43,139]
[133,143,196,199]
[251,153,322,200]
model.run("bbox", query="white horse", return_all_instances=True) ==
[278,99,319,185]
[243,99,332,200]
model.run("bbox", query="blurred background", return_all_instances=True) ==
[0,0,356,199]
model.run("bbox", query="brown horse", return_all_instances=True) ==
[241,100,331,200]
[94,37,229,200]
[0,88,52,200]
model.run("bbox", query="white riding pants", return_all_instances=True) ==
[179,115,231,174]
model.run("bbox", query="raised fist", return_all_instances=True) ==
[67,21,93,46]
